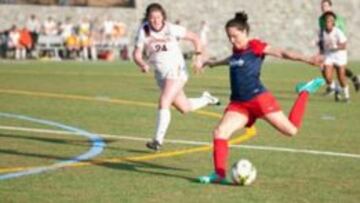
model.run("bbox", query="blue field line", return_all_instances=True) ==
[0,112,106,180]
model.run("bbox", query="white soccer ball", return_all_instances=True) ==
[231,159,257,186]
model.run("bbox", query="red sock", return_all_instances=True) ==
[213,139,228,178]
[289,91,309,128]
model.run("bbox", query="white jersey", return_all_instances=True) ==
[322,27,347,66]
[134,21,186,71]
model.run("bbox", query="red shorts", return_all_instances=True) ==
[225,92,281,127]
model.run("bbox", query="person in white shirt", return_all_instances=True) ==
[7,25,25,60]
[321,11,349,101]
[103,16,114,45]
[26,14,40,52]
[133,3,220,151]
[43,16,58,36]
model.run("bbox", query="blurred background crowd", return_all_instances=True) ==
[0,14,130,61]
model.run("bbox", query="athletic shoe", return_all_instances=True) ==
[295,82,307,93]
[296,77,326,94]
[352,75,360,92]
[146,139,161,151]
[323,86,335,96]
[202,91,221,105]
[197,172,230,184]
[334,89,342,102]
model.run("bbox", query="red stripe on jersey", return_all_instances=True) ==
[232,39,267,56]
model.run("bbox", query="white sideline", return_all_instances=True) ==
[0,125,359,159]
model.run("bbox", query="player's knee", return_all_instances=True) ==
[159,100,172,109]
[283,128,298,137]
[213,126,229,139]
[173,104,191,114]
[178,108,190,115]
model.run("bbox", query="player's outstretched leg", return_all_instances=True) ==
[296,77,325,94]
[202,91,221,105]
[290,77,325,128]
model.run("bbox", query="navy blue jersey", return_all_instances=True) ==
[229,39,268,101]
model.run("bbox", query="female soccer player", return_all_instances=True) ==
[320,11,350,102]
[133,3,220,151]
[197,11,325,184]
[318,0,359,94]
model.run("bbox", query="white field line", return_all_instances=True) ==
[0,125,359,159]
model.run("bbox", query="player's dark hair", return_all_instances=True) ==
[225,11,250,33]
[322,11,337,20]
[321,0,332,6]
[142,3,167,23]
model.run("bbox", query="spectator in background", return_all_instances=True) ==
[112,21,127,45]
[79,17,91,60]
[60,17,74,59]
[65,28,80,59]
[7,25,26,60]
[25,14,40,57]
[0,29,9,58]
[43,16,58,36]
[19,27,32,58]
[113,21,129,60]
[103,16,114,46]
[199,20,209,60]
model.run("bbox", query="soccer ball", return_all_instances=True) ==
[231,159,257,186]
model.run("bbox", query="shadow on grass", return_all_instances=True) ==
[0,132,144,153]
[0,133,234,186]
[91,157,236,187]
[92,159,198,182]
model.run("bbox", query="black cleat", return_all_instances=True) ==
[202,91,221,106]
[146,140,161,151]
[352,75,360,92]
[324,86,335,96]
[334,90,341,102]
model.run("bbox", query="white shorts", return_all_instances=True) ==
[324,51,347,67]
[154,62,189,89]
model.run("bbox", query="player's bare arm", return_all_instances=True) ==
[203,57,230,68]
[264,46,321,66]
[132,46,150,73]
[333,42,346,51]
[183,30,203,72]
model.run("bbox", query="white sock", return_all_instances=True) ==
[189,97,209,111]
[91,47,97,61]
[83,48,89,60]
[154,109,171,144]
[342,86,350,99]
[21,49,26,59]
[15,49,20,59]
[329,81,336,90]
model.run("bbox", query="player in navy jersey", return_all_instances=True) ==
[197,11,325,184]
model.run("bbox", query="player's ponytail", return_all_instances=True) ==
[226,11,250,33]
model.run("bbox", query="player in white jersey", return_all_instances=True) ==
[133,3,220,151]
[321,11,349,101]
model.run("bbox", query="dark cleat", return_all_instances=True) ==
[352,75,360,92]
[146,140,161,151]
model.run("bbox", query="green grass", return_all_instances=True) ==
[0,60,359,203]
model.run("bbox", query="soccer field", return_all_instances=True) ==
[0,61,359,203]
